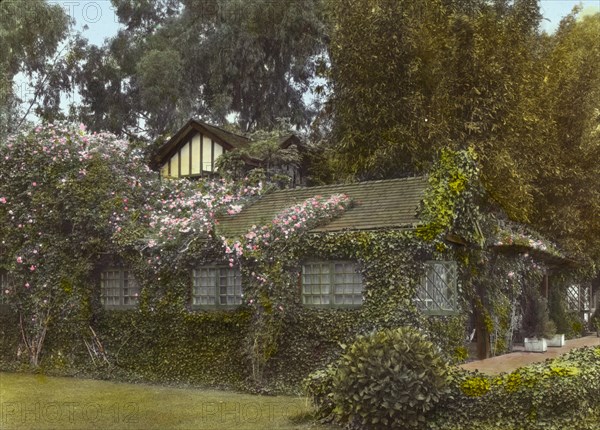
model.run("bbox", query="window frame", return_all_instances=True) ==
[417,260,459,316]
[100,268,140,310]
[567,283,591,312]
[301,261,364,308]
[191,265,243,310]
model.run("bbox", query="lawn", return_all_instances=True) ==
[0,372,331,430]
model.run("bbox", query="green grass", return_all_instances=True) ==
[0,372,333,430]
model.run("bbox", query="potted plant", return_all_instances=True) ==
[545,329,565,347]
[522,290,555,353]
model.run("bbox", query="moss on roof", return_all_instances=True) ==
[217,176,428,238]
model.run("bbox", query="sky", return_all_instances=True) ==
[539,0,600,32]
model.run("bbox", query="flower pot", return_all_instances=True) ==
[524,337,547,353]
[546,333,565,347]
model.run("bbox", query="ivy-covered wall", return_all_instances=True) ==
[0,143,582,394]
[0,228,472,392]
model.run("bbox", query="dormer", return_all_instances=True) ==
[151,119,252,179]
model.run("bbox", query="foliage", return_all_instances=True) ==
[222,193,353,386]
[0,123,155,366]
[432,346,600,429]
[592,307,600,330]
[325,0,600,265]
[532,12,600,262]
[215,120,303,186]
[520,285,556,339]
[416,147,482,245]
[0,1,70,135]
[303,364,337,420]
[330,327,450,430]
[122,177,264,267]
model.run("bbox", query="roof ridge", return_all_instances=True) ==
[194,119,250,141]
[269,175,428,195]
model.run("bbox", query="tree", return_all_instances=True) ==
[325,0,545,217]
[532,12,600,261]
[71,0,328,138]
[0,0,70,135]
[325,0,453,180]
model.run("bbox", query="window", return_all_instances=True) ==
[302,261,363,307]
[567,284,590,312]
[0,271,11,306]
[192,266,242,308]
[100,269,140,308]
[418,261,458,315]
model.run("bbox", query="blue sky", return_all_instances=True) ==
[54,0,600,47]
[539,0,600,32]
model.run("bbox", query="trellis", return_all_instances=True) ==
[567,283,592,321]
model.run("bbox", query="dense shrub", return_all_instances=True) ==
[432,346,600,429]
[303,364,337,420]
[330,327,450,430]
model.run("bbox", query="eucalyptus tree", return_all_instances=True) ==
[72,0,328,139]
[0,0,70,135]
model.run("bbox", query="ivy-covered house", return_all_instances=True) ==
[0,138,586,391]
[84,171,582,388]
[210,175,580,365]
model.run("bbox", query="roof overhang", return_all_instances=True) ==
[490,244,579,269]
[150,119,251,170]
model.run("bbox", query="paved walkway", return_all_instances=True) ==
[460,335,600,375]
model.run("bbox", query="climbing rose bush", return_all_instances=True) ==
[143,179,263,249]
[223,193,352,264]
[220,193,352,385]
[0,123,156,366]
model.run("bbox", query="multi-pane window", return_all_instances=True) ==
[192,267,242,307]
[418,261,458,314]
[302,262,363,307]
[567,284,590,311]
[100,269,140,308]
[0,271,11,306]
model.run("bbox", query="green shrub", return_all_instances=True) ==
[331,327,449,430]
[432,346,600,429]
[303,364,337,419]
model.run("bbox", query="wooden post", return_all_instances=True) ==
[474,282,491,359]
[542,273,549,299]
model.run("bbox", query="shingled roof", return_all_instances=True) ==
[217,176,428,237]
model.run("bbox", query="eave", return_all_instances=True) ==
[150,119,251,170]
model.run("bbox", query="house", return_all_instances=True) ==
[150,119,306,186]
[89,176,582,364]
[213,176,581,361]
[0,174,586,389]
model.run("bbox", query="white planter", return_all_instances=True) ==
[524,337,547,353]
[546,334,565,347]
